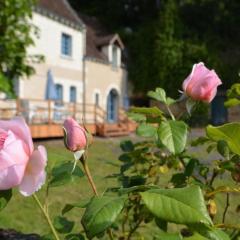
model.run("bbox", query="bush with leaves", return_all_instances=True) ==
[1,63,240,240]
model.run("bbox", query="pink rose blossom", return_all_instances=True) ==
[63,117,87,152]
[0,117,47,196]
[182,62,222,103]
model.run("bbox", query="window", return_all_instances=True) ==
[112,45,118,68]
[55,84,63,101]
[61,33,72,56]
[95,93,99,106]
[70,86,77,103]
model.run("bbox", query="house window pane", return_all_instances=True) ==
[112,45,118,67]
[61,33,72,56]
[95,93,99,106]
[70,86,77,103]
[55,84,63,101]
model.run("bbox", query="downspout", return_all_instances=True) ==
[82,27,87,121]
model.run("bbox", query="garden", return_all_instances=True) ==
[1,63,240,239]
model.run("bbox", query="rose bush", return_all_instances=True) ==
[1,63,240,240]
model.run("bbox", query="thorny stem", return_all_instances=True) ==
[33,194,60,240]
[222,193,230,223]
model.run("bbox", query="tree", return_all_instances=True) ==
[0,0,43,95]
[69,0,240,98]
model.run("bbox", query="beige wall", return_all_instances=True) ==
[85,60,127,112]
[17,12,84,102]
[19,63,83,103]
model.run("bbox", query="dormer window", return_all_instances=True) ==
[61,33,72,56]
[112,45,118,68]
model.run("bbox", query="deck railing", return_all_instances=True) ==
[0,98,131,127]
[0,99,103,125]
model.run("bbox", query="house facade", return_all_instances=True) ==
[14,0,128,126]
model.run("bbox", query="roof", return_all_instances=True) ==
[36,0,84,29]
[79,14,124,62]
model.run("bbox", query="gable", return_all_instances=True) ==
[36,0,84,30]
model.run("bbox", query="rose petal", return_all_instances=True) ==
[0,131,29,171]
[19,146,47,196]
[0,117,33,154]
[63,118,87,152]
[0,164,26,190]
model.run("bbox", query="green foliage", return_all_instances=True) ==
[4,86,240,239]
[0,190,12,211]
[53,216,74,234]
[69,0,240,96]
[136,123,157,137]
[81,196,126,239]
[225,83,240,107]
[158,120,188,154]
[141,186,212,225]
[207,123,240,155]
[49,161,84,187]
[0,0,43,94]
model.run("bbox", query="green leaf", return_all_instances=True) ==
[206,123,240,155]
[127,112,146,122]
[195,226,231,240]
[148,88,167,103]
[224,98,240,107]
[186,98,196,114]
[54,216,74,234]
[81,196,126,239]
[62,199,90,215]
[120,140,134,152]
[191,137,210,147]
[185,159,198,177]
[49,161,84,187]
[65,233,85,240]
[140,186,212,225]
[137,123,157,137]
[217,140,230,158]
[118,185,159,195]
[130,106,163,117]
[154,232,183,240]
[0,189,12,211]
[183,233,208,240]
[166,97,176,106]
[155,218,168,231]
[158,120,188,154]
[118,153,132,162]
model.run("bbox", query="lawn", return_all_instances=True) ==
[0,133,239,239]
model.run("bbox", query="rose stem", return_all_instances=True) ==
[81,158,114,240]
[33,193,60,240]
[81,160,98,196]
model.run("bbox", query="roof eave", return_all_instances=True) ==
[34,5,86,31]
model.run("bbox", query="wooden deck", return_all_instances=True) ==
[0,99,137,138]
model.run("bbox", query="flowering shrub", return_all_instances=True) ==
[1,62,240,240]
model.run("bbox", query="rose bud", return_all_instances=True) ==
[63,117,88,152]
[182,62,222,103]
[0,117,47,196]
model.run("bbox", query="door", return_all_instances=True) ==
[107,89,118,122]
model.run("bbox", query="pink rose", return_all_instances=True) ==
[0,117,47,196]
[63,117,87,152]
[182,62,222,103]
